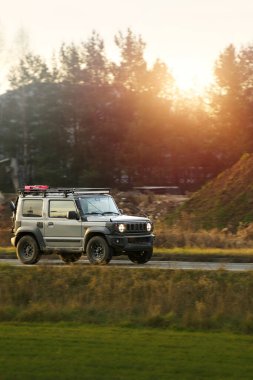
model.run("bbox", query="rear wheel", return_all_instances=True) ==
[128,250,152,264]
[60,252,82,263]
[86,236,112,265]
[16,235,41,265]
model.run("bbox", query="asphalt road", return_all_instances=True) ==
[1,257,253,271]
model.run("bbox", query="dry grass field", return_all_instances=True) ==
[1,264,253,332]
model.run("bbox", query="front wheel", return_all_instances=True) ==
[86,236,112,265]
[128,250,152,264]
[16,235,41,265]
[60,252,82,263]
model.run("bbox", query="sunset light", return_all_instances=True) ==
[0,0,252,96]
[172,62,214,94]
[2,3,253,377]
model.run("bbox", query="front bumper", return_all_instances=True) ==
[106,233,154,252]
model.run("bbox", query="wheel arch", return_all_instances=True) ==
[83,227,110,252]
[14,228,45,250]
[84,231,108,252]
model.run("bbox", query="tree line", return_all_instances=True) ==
[0,30,253,192]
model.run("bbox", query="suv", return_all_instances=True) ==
[10,186,154,265]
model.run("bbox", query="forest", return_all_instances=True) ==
[1,29,253,192]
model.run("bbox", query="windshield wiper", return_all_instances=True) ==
[101,211,119,215]
[84,212,102,215]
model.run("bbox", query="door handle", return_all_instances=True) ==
[48,222,54,226]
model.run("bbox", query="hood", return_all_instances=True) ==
[84,214,150,222]
[111,214,150,222]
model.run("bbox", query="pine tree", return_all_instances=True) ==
[114,29,148,92]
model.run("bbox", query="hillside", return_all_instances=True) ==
[170,153,253,231]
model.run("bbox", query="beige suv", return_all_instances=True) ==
[10,187,154,265]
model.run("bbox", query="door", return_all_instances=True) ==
[44,199,82,249]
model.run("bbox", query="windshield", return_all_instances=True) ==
[79,195,119,215]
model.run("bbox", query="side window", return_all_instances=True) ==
[22,200,43,217]
[49,200,76,218]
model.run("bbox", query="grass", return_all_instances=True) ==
[153,247,253,262]
[1,265,253,332]
[0,246,15,254]
[2,245,253,258]
[154,247,253,255]
[154,221,253,249]
[1,323,253,379]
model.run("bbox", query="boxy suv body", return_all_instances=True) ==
[11,186,154,265]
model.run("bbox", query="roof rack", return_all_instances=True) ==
[19,187,110,197]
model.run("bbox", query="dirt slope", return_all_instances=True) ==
[173,153,253,230]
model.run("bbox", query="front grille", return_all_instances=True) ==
[126,223,147,233]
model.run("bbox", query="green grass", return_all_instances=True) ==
[1,323,253,379]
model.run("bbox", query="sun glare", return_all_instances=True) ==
[172,61,214,95]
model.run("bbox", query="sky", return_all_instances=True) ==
[0,0,253,93]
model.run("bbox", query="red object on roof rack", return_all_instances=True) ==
[24,185,49,191]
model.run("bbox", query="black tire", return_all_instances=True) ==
[60,252,82,263]
[16,235,41,265]
[128,250,152,264]
[86,236,112,265]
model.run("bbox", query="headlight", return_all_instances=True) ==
[118,223,126,233]
[146,222,152,232]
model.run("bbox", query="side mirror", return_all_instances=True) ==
[67,211,79,220]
